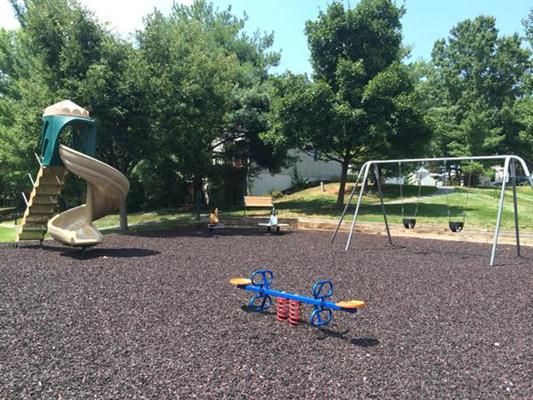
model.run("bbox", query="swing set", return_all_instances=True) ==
[332,155,533,266]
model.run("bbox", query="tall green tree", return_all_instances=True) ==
[138,5,239,204]
[138,1,283,205]
[424,16,531,161]
[2,0,154,216]
[264,0,429,206]
[516,8,533,165]
[0,26,52,205]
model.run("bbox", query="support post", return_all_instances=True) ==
[490,157,510,266]
[345,163,370,251]
[373,163,392,245]
[510,160,520,257]
[331,165,364,243]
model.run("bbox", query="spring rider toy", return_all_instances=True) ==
[230,269,365,327]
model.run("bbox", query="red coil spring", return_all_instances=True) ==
[288,300,301,326]
[276,298,289,321]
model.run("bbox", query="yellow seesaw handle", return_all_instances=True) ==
[336,300,366,309]
[229,278,252,286]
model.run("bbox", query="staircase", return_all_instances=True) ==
[17,166,68,242]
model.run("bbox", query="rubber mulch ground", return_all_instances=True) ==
[1,228,531,399]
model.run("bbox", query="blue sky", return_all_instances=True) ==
[215,0,532,75]
[1,0,531,75]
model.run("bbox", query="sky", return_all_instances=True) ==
[1,0,531,75]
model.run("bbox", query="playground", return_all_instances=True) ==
[1,228,531,399]
[1,1,532,398]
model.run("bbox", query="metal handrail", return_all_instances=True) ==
[34,152,43,168]
[21,192,29,208]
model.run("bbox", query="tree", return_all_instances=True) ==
[0,27,53,206]
[515,8,533,166]
[264,0,429,206]
[424,16,532,162]
[81,39,152,177]
[523,7,533,47]
[2,0,153,228]
[138,1,283,205]
[138,5,239,205]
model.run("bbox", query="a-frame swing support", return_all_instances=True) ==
[331,155,533,266]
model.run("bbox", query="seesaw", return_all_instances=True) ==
[230,269,365,327]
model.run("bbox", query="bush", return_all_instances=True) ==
[270,190,283,200]
[291,165,309,189]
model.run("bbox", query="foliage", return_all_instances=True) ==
[269,190,283,200]
[0,25,52,202]
[290,164,308,189]
[523,7,533,48]
[264,0,430,207]
[137,1,283,205]
[419,16,532,163]
[1,0,532,216]
[0,0,283,210]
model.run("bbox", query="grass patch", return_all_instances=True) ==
[94,208,198,230]
[0,225,17,242]
[0,209,201,243]
[273,182,533,230]
[1,182,532,243]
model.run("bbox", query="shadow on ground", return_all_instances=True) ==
[240,305,379,347]
[59,247,161,259]
[126,226,295,239]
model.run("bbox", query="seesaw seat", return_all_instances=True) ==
[336,300,366,309]
[258,222,289,233]
[229,277,252,286]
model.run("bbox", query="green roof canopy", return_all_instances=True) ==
[39,100,96,167]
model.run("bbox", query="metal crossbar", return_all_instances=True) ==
[332,155,533,266]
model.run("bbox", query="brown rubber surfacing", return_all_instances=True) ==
[1,228,531,399]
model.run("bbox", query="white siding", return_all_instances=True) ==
[248,150,342,195]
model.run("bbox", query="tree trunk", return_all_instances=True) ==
[193,175,204,220]
[375,165,385,188]
[336,154,351,207]
[119,201,128,232]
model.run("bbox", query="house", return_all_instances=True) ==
[385,166,442,187]
[247,149,342,195]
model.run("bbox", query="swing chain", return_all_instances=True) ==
[399,162,405,218]
[399,162,423,219]
[413,163,423,219]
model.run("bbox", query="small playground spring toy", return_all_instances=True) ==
[208,208,225,232]
[257,207,289,233]
[209,208,219,225]
[230,269,365,327]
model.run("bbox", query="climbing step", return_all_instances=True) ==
[32,185,62,196]
[17,166,68,243]
[23,204,56,215]
[24,214,53,224]
[31,195,58,205]
[20,224,47,232]
[18,230,48,241]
